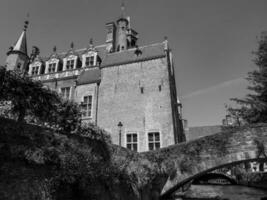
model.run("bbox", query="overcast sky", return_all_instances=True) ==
[0,0,267,126]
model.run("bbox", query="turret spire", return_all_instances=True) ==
[6,18,30,72]
[11,20,29,56]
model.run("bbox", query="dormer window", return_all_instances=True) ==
[29,60,43,76]
[85,56,95,67]
[48,63,56,73]
[66,59,75,70]
[82,47,98,68]
[32,66,39,75]
[63,55,78,71]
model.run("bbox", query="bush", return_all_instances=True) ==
[0,67,81,133]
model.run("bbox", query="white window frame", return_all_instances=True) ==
[66,59,75,70]
[31,65,39,75]
[61,87,71,100]
[125,132,139,152]
[147,131,161,151]
[81,95,93,118]
[45,59,59,74]
[82,51,97,68]
[48,63,56,73]
[85,56,95,67]
[29,61,42,76]
[63,55,77,71]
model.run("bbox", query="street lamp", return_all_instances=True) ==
[117,121,123,146]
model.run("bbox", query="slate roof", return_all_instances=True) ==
[39,42,166,67]
[76,68,101,85]
[12,30,28,56]
[101,43,166,67]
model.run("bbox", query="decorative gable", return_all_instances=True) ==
[45,57,60,73]
[29,60,42,76]
[82,51,97,67]
[45,46,62,74]
[63,42,81,71]
[82,39,101,68]
[29,53,45,76]
[63,54,78,71]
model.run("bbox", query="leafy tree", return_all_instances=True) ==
[0,66,81,133]
[227,32,267,124]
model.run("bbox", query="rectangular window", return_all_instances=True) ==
[66,59,75,70]
[126,133,138,151]
[48,63,56,73]
[61,87,71,99]
[81,95,93,118]
[148,132,160,150]
[32,66,39,75]
[85,56,95,66]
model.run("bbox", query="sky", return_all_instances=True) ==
[0,0,267,127]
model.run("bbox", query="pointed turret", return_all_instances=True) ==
[12,28,28,55]
[6,20,29,73]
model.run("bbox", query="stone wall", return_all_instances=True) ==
[43,78,76,100]
[97,58,175,151]
[35,55,181,152]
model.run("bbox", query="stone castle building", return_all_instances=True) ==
[5,10,185,152]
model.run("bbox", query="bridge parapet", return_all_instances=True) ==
[154,125,267,199]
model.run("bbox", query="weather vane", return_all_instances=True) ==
[23,13,30,31]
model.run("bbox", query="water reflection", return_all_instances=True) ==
[180,185,267,200]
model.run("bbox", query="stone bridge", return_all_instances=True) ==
[1,118,267,200]
[142,125,267,199]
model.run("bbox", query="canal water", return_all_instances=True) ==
[180,185,267,200]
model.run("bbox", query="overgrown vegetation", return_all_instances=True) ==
[0,68,155,199]
[0,118,139,200]
[226,32,267,125]
[0,66,82,134]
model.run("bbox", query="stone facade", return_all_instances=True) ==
[5,13,185,152]
[98,58,176,151]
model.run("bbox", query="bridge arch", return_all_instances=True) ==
[192,172,237,185]
[155,126,267,199]
[161,158,267,199]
